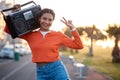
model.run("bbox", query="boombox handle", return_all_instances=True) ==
[1,1,37,12]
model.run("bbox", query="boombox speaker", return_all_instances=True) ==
[1,1,41,38]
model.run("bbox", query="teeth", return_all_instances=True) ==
[44,24,47,27]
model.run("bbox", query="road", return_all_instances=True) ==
[0,54,88,80]
[0,55,36,80]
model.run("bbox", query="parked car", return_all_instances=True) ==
[24,46,32,55]
[0,45,14,59]
[15,43,25,56]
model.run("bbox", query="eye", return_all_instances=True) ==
[49,18,53,21]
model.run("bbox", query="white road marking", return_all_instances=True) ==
[1,60,31,80]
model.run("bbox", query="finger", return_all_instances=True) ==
[62,17,67,22]
[1,12,5,16]
[14,4,21,9]
[60,19,66,24]
[68,20,72,24]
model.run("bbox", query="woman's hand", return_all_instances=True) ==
[60,17,75,30]
[12,4,21,12]
[1,4,21,19]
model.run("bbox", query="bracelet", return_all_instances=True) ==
[70,27,76,31]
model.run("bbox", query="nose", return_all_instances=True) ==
[45,20,49,24]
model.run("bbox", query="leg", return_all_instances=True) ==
[36,66,49,80]
[49,60,71,80]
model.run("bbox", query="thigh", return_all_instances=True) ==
[51,61,71,80]
[36,66,49,80]
[36,60,71,80]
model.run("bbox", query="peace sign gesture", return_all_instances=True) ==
[60,17,75,30]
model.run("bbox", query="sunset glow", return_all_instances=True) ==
[14,0,120,31]
[1,0,119,48]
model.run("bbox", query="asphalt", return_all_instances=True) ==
[61,55,113,80]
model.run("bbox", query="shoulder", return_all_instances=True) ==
[20,30,39,39]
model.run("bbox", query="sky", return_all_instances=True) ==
[14,0,120,31]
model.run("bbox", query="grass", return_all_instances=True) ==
[61,44,120,80]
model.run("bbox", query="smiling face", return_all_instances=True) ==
[39,13,54,31]
[38,8,55,31]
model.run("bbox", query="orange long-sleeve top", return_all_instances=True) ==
[4,25,83,63]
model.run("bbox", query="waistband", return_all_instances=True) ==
[36,60,62,68]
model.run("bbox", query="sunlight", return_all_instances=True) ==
[81,34,115,49]
[96,39,114,48]
[8,0,120,48]
[13,0,120,31]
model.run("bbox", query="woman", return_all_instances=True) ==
[4,5,83,80]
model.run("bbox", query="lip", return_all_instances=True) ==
[43,24,48,27]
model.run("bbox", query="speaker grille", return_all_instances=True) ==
[14,18,29,34]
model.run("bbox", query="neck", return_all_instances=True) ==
[40,28,50,32]
[40,29,50,32]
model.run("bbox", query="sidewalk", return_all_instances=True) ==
[61,55,113,80]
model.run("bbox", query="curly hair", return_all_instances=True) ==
[38,8,55,20]
[36,8,55,27]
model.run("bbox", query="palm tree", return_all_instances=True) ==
[106,24,120,63]
[79,25,106,56]
[64,25,106,55]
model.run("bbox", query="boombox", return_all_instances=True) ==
[1,1,41,38]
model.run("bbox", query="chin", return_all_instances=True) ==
[44,27,49,30]
[43,29,49,31]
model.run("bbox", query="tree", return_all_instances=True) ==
[64,25,106,55]
[78,25,107,56]
[106,24,120,63]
